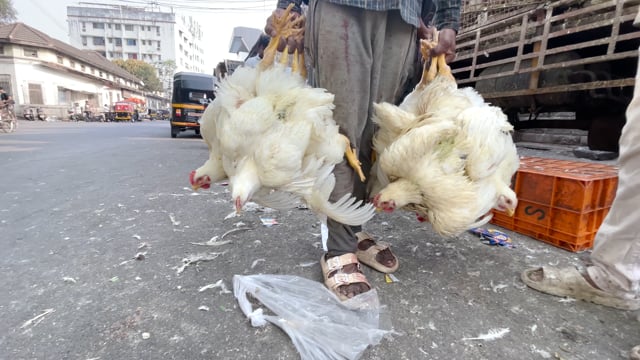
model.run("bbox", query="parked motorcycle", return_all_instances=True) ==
[23,107,35,121]
[36,107,46,121]
[68,108,81,121]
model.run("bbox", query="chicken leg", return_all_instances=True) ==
[340,134,366,182]
[417,39,439,87]
[261,3,301,69]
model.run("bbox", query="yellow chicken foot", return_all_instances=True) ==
[279,46,290,65]
[289,45,307,78]
[261,3,296,68]
[340,135,366,182]
[436,53,456,82]
[418,39,439,85]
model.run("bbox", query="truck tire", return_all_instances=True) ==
[171,127,179,138]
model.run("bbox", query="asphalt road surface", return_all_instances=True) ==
[1,120,637,360]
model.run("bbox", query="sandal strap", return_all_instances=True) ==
[325,272,370,291]
[325,253,359,273]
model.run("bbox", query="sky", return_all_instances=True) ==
[13,0,277,71]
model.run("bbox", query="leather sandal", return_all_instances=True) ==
[320,253,370,301]
[355,232,399,274]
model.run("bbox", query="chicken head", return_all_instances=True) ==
[372,193,396,213]
[190,170,211,191]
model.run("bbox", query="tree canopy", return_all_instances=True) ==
[112,59,163,93]
[0,0,17,25]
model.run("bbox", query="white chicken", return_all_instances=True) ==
[369,36,519,236]
[190,5,374,226]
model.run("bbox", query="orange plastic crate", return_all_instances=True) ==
[490,157,618,252]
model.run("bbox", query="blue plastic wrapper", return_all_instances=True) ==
[470,227,515,248]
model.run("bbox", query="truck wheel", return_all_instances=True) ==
[588,115,624,152]
[171,127,179,138]
[195,129,200,136]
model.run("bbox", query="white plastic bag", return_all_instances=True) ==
[233,274,392,360]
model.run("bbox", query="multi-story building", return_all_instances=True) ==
[67,4,206,76]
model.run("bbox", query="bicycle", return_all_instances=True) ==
[0,100,17,133]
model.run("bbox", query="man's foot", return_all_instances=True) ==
[521,266,640,311]
[320,253,371,301]
[355,232,399,273]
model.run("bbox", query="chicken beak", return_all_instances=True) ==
[189,170,200,191]
[507,208,515,217]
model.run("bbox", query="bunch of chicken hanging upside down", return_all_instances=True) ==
[368,33,520,237]
[189,4,375,227]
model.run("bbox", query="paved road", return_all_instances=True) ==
[0,120,636,360]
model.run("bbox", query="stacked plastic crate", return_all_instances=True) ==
[491,157,618,252]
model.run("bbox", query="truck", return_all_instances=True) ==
[449,0,640,151]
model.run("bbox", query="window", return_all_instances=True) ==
[115,24,121,30]
[93,37,105,46]
[108,38,113,44]
[126,39,136,46]
[99,71,103,77]
[142,40,146,45]
[147,26,151,31]
[125,24,134,31]
[82,22,86,32]
[70,61,75,68]
[92,22,104,29]
[82,36,87,46]
[157,41,161,51]
[109,52,113,57]
[0,46,4,55]
[127,53,138,59]
[91,68,95,75]
[107,24,111,29]
[57,56,63,64]
[115,38,122,47]
[28,83,44,104]
[156,26,160,36]
[58,87,71,105]
[81,65,86,71]
[23,47,38,57]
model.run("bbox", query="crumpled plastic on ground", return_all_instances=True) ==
[233,274,392,360]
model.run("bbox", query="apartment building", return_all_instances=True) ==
[67,4,206,74]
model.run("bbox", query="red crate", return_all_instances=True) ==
[490,157,618,252]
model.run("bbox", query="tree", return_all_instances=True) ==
[156,60,176,97]
[112,59,163,93]
[0,0,17,24]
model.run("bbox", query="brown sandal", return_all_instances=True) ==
[355,232,399,274]
[320,253,371,301]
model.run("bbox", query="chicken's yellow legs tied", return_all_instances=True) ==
[340,135,366,182]
[261,3,304,70]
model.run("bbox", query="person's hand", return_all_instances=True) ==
[264,8,305,53]
[430,28,457,63]
[417,20,433,41]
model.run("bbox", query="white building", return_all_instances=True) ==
[67,3,206,74]
[0,22,151,119]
